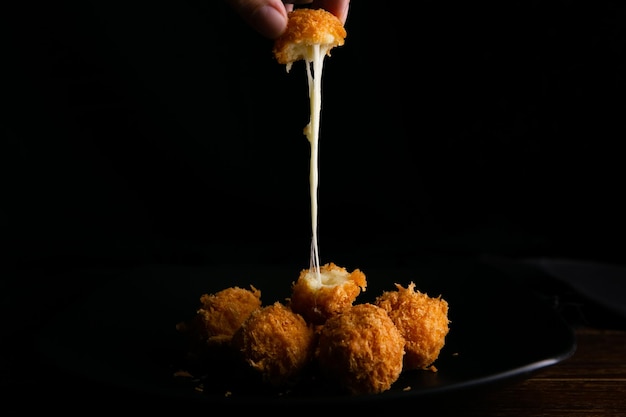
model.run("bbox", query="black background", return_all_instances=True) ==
[5,0,626,268]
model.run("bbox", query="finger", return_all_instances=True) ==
[312,0,350,24]
[227,0,289,39]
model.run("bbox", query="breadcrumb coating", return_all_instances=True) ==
[375,282,450,370]
[289,262,367,325]
[194,285,262,346]
[231,302,316,386]
[178,266,452,396]
[273,8,346,67]
[316,303,406,395]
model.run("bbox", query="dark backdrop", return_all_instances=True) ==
[5,0,626,270]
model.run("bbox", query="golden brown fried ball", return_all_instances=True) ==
[231,302,316,386]
[375,282,450,371]
[192,285,262,346]
[316,303,406,395]
[273,8,346,71]
[289,262,367,325]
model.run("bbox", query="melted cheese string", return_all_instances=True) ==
[303,44,329,283]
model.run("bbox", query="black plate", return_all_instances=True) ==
[37,258,576,409]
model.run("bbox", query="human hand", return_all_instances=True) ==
[226,0,350,39]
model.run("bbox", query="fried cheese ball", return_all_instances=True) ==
[375,282,450,371]
[273,8,346,71]
[231,302,316,386]
[316,303,406,395]
[289,262,367,325]
[190,285,262,347]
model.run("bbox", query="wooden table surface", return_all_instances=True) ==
[438,327,626,417]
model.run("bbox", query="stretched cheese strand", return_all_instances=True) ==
[303,43,330,282]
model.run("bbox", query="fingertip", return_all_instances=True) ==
[335,0,350,24]
[316,0,350,24]
[253,4,288,39]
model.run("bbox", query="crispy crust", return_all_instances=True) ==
[289,262,367,325]
[273,8,346,65]
[316,303,406,395]
[375,282,450,370]
[231,302,316,386]
[194,286,262,346]
[176,286,261,352]
[178,267,452,395]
